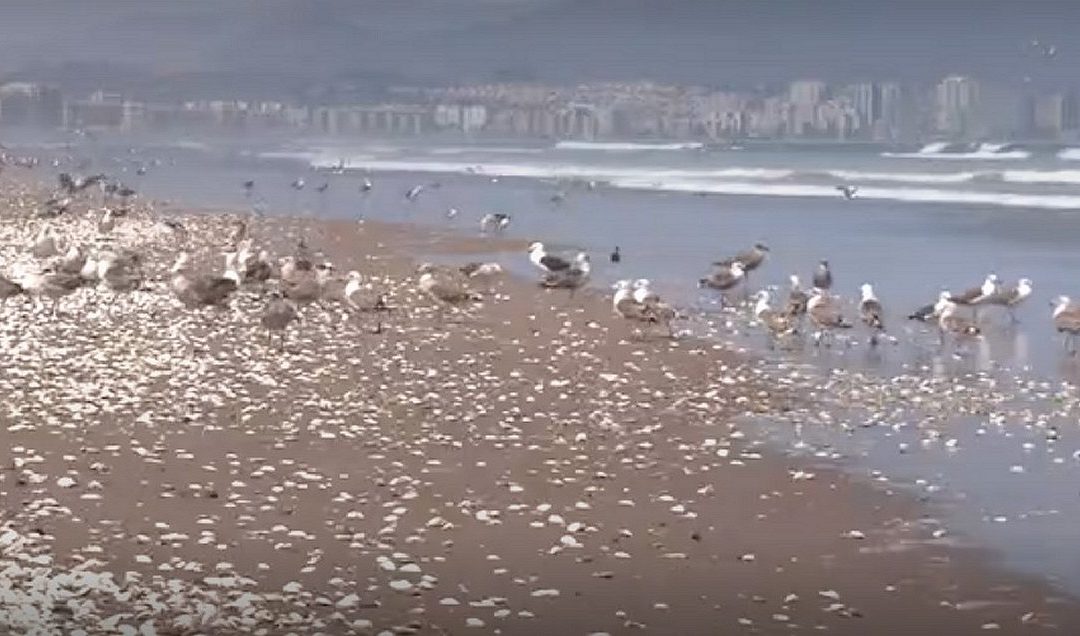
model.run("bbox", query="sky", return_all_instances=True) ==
[0,1,1077,95]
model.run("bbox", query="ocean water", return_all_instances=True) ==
[22,136,1080,595]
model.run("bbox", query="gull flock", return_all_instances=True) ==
[3,157,1080,634]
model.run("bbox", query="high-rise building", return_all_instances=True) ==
[935,75,980,138]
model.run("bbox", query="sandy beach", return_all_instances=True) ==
[2,171,1079,635]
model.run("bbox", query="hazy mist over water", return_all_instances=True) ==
[1,0,1078,95]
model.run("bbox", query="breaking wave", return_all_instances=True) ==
[555,141,705,151]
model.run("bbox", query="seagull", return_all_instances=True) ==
[807,288,852,346]
[937,297,982,344]
[812,260,832,291]
[290,178,306,191]
[699,261,745,294]
[858,283,886,346]
[418,270,480,316]
[316,182,329,193]
[528,242,574,277]
[612,279,676,337]
[1052,295,1080,354]
[989,277,1032,324]
[361,178,373,193]
[98,208,116,234]
[283,263,334,307]
[222,252,243,285]
[30,225,60,259]
[19,266,83,315]
[836,185,858,200]
[754,289,798,344]
[949,274,999,320]
[243,180,255,195]
[459,262,504,280]
[261,291,298,351]
[480,213,511,233]
[0,275,26,305]
[244,250,275,285]
[785,275,809,319]
[97,250,144,293]
[541,253,591,296]
[732,243,769,274]
[446,207,459,219]
[54,245,86,276]
[405,184,426,201]
[170,252,238,309]
[610,246,621,263]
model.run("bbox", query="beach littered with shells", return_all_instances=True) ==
[1,172,1079,635]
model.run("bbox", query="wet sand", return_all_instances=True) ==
[1,172,1079,634]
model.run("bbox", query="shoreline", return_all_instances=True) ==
[1,171,1079,633]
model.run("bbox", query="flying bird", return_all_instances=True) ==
[836,185,858,200]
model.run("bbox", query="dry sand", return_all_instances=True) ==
[1,172,1078,634]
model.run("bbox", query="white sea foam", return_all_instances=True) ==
[555,141,705,151]
[1058,148,1080,161]
[611,177,1080,210]
[428,146,544,155]
[882,149,1031,161]
[1000,170,1080,185]
[828,170,978,184]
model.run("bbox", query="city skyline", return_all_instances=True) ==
[2,73,1078,144]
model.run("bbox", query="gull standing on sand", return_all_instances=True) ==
[418,267,480,317]
[807,287,852,346]
[785,275,809,319]
[542,253,591,296]
[1051,296,1080,354]
[19,266,83,315]
[344,269,389,324]
[170,252,238,309]
[858,283,886,346]
[754,289,798,345]
[528,242,575,277]
[989,277,1032,324]
[613,279,677,337]
[284,263,333,308]
[31,225,60,259]
[714,243,768,288]
[950,274,999,320]
[937,295,982,345]
[699,261,745,299]
[261,290,298,351]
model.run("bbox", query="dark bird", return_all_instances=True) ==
[610,246,621,263]
[836,185,858,200]
[937,298,982,344]
[283,263,333,307]
[243,250,275,285]
[753,290,798,344]
[785,275,809,318]
[243,180,255,195]
[541,253,591,296]
[316,182,329,193]
[261,291,298,351]
[0,275,25,305]
[949,274,999,320]
[170,253,238,309]
[698,261,745,292]
[812,260,832,291]
[405,184,425,201]
[480,213,511,233]
[988,277,1032,324]
[360,178,373,193]
[807,288,852,346]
